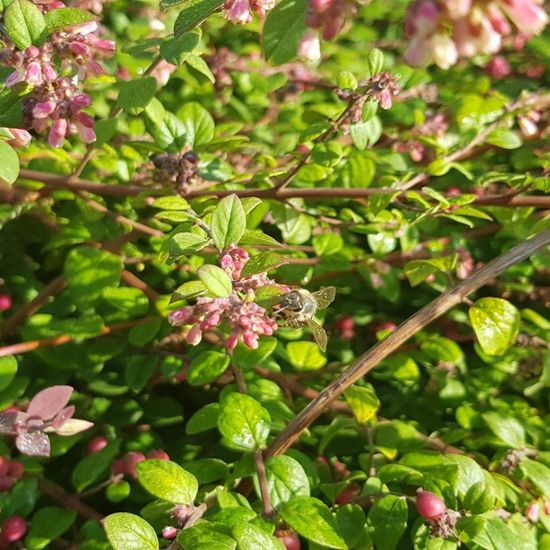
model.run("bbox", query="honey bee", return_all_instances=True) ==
[275,286,336,352]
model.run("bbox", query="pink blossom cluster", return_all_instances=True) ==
[365,72,399,110]
[394,113,448,163]
[223,0,275,24]
[305,0,355,41]
[169,246,282,351]
[0,2,115,147]
[405,0,548,69]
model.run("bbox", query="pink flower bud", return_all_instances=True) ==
[24,62,42,85]
[0,295,12,312]
[309,0,333,13]
[169,307,193,326]
[226,331,240,351]
[0,476,15,492]
[70,42,90,56]
[485,56,511,79]
[0,458,9,477]
[25,46,40,58]
[7,129,32,148]
[1,516,27,542]
[526,501,540,523]
[87,436,109,454]
[298,30,321,62]
[242,331,259,349]
[416,490,447,520]
[72,94,92,108]
[162,526,178,539]
[48,119,68,148]
[224,0,252,23]
[147,449,170,460]
[432,33,458,69]
[501,0,548,36]
[276,529,301,550]
[186,324,203,346]
[33,101,56,119]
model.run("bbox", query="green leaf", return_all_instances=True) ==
[350,117,382,149]
[367,495,408,550]
[404,255,457,286]
[178,102,215,146]
[486,129,522,149]
[125,355,157,391]
[185,54,216,82]
[279,496,348,549]
[160,31,200,65]
[25,507,77,550]
[104,513,159,550]
[186,402,220,434]
[519,458,550,497]
[211,194,247,250]
[482,412,526,448]
[169,232,210,260]
[117,77,157,114]
[137,459,198,504]
[0,82,33,127]
[336,505,367,549]
[174,0,224,36]
[152,196,190,210]
[262,0,307,65]
[344,385,380,424]
[188,351,231,386]
[241,252,287,277]
[72,441,120,491]
[232,522,285,550]
[64,247,123,307]
[469,297,520,356]
[218,392,271,451]
[367,48,384,76]
[239,229,283,247]
[171,280,208,303]
[0,142,20,185]
[197,264,232,297]
[178,522,236,550]
[313,233,344,256]
[258,455,310,509]
[44,7,96,34]
[4,0,45,49]
[233,337,277,370]
[0,356,18,392]
[287,341,327,371]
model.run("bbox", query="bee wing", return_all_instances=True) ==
[311,286,336,310]
[307,319,328,352]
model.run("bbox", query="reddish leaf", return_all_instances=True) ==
[27,385,74,420]
[51,405,75,430]
[15,432,51,456]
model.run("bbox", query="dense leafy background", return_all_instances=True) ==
[1,0,550,548]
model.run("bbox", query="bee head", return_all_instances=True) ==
[279,291,304,311]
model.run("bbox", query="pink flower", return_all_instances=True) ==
[500,0,548,35]
[151,59,177,87]
[432,33,458,69]
[4,129,32,148]
[0,294,12,312]
[48,118,68,147]
[224,0,252,23]
[298,31,321,62]
[526,502,540,523]
[485,55,511,78]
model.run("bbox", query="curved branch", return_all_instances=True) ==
[265,227,550,458]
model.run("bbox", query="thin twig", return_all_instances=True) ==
[265,227,550,457]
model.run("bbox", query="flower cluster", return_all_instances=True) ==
[393,113,448,163]
[152,151,200,194]
[169,246,283,351]
[223,0,275,24]
[0,386,92,456]
[0,2,115,147]
[405,0,548,69]
[305,0,356,41]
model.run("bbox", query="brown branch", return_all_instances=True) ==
[121,270,160,302]
[38,478,103,521]
[0,317,155,358]
[1,276,66,339]
[264,227,550,458]
[17,169,550,209]
[77,193,164,238]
